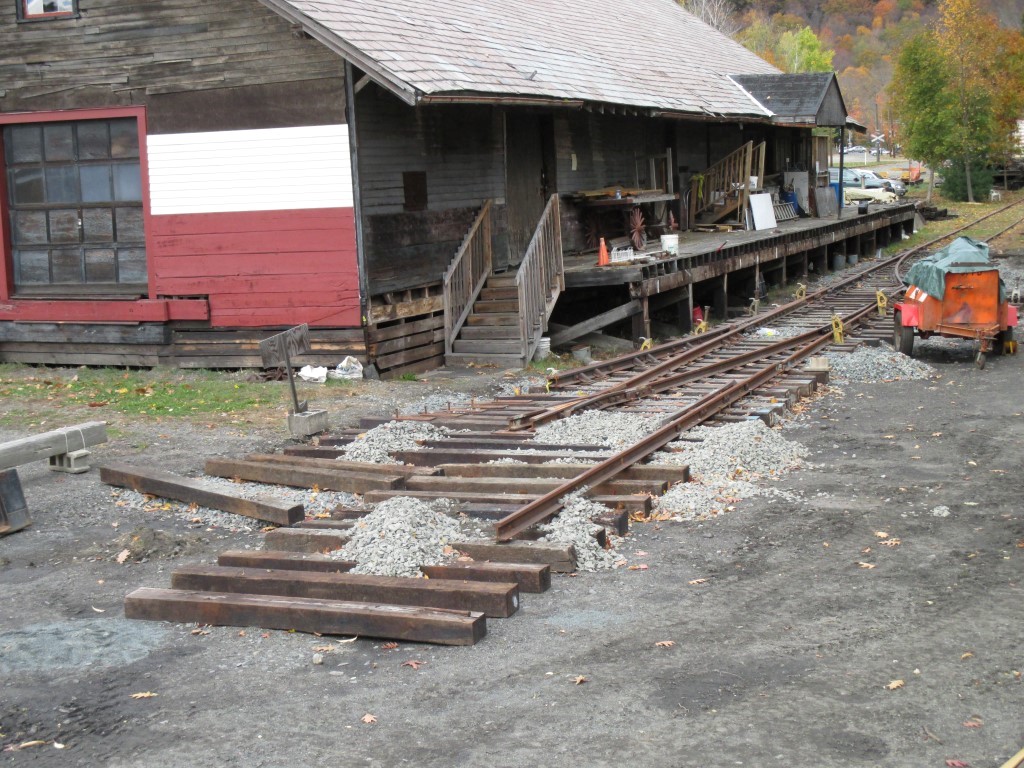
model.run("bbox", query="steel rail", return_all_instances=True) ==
[494,296,885,541]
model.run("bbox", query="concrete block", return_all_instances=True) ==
[288,410,329,438]
[48,449,92,474]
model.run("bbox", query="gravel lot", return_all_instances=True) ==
[2,339,1024,767]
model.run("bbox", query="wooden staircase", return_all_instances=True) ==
[443,194,563,369]
[690,141,766,227]
[445,274,532,367]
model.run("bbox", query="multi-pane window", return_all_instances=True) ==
[19,0,77,20]
[3,118,146,295]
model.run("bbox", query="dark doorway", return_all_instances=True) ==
[504,112,555,267]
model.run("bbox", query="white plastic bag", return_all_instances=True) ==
[297,365,327,384]
[327,356,363,380]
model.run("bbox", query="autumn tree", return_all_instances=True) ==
[679,0,740,36]
[738,13,836,72]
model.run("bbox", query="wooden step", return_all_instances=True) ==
[479,286,518,301]
[124,587,486,645]
[465,313,520,326]
[458,325,521,340]
[445,352,527,368]
[486,274,518,287]
[473,299,519,313]
[170,565,520,618]
[99,463,303,526]
[452,339,523,355]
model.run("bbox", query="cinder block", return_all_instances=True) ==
[48,449,92,474]
[288,410,329,438]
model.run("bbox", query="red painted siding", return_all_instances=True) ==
[150,207,360,328]
[0,298,208,322]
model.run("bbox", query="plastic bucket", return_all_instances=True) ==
[660,234,679,255]
[533,337,551,361]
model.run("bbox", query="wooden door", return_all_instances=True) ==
[505,113,554,266]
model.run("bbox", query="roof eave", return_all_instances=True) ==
[254,0,420,106]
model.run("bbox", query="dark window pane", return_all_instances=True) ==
[12,211,47,245]
[113,163,141,201]
[80,165,112,202]
[7,125,42,163]
[50,247,83,283]
[45,166,79,203]
[48,209,80,244]
[109,120,139,159]
[77,122,109,160]
[85,248,116,282]
[82,208,113,242]
[43,123,74,161]
[115,207,145,241]
[117,248,147,283]
[11,168,44,204]
[14,250,50,284]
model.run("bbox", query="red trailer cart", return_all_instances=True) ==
[893,237,1018,368]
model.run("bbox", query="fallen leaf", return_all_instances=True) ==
[874,531,889,539]
[687,577,709,585]
[932,432,943,437]
[53,742,66,749]
[238,631,246,637]
[91,606,105,613]
[655,640,676,648]
[861,547,872,554]
[881,538,901,547]
[627,564,649,571]
[635,550,649,557]
[338,636,358,643]
[883,434,896,439]
[190,628,209,636]
[361,714,377,724]
[945,760,971,767]
[962,717,983,729]
[381,641,399,650]
[401,660,425,670]
[260,633,269,639]
[857,562,876,569]
[115,548,131,564]
[961,651,974,660]
[313,645,335,653]
[885,679,905,690]
[4,740,48,751]
[967,460,977,466]
[573,675,589,685]
[130,692,158,699]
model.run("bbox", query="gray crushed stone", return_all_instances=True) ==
[826,345,935,382]
[333,496,465,577]
[339,420,453,464]
[532,410,664,449]
[539,491,625,571]
[652,420,806,520]
[748,326,804,339]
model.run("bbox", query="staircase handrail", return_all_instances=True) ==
[443,199,493,356]
[689,140,754,225]
[515,194,563,363]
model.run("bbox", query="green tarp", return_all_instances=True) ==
[905,236,1005,301]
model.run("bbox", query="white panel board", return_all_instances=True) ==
[748,193,777,231]
[147,125,353,215]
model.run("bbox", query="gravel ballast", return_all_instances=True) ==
[532,410,664,449]
[339,420,453,464]
[826,345,935,382]
[538,491,625,571]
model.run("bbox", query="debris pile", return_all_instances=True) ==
[340,421,453,464]
[825,346,934,382]
[334,496,463,577]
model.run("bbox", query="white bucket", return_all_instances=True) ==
[660,234,679,255]
[533,337,551,361]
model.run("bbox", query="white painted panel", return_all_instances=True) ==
[147,125,353,215]
[748,193,777,231]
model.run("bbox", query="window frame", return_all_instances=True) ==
[17,0,79,22]
[0,106,154,302]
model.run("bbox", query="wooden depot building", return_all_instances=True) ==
[0,0,914,375]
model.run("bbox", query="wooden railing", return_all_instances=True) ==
[515,194,563,362]
[443,200,493,356]
[689,140,767,226]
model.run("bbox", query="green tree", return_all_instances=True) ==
[778,26,835,71]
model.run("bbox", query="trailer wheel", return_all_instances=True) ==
[976,350,986,369]
[893,310,914,356]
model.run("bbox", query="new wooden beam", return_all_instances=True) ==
[124,588,486,645]
[244,453,439,477]
[264,527,349,553]
[99,463,303,526]
[170,565,520,618]
[203,458,404,494]
[452,538,576,573]
[421,562,550,593]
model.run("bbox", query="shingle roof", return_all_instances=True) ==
[261,0,780,117]
[731,73,844,125]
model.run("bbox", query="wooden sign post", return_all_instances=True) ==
[259,324,329,437]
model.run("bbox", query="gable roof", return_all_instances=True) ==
[258,0,780,118]
[731,73,848,127]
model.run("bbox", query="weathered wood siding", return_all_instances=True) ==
[355,87,505,294]
[0,0,361,335]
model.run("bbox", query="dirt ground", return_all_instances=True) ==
[1,339,1021,768]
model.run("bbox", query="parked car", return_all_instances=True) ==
[846,145,868,154]
[828,167,861,185]
[851,168,906,197]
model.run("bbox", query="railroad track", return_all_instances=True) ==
[122,199,1024,645]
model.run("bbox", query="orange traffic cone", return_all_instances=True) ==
[598,237,609,266]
